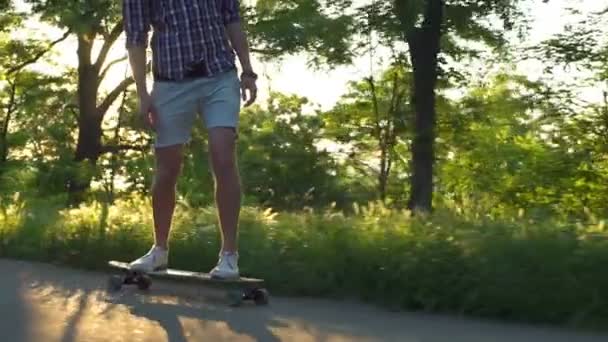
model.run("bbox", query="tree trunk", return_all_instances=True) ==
[67,34,102,204]
[0,80,17,165]
[406,0,443,213]
[379,147,388,201]
[367,76,391,202]
[64,23,133,204]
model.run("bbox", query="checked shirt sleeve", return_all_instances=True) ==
[222,0,241,25]
[123,0,152,48]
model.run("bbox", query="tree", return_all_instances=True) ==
[0,4,70,167]
[22,0,134,203]
[436,70,608,217]
[246,0,356,65]
[438,74,568,212]
[536,5,608,81]
[529,5,608,216]
[323,63,410,202]
[346,0,528,212]
[238,93,343,209]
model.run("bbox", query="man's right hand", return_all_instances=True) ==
[127,46,156,131]
[138,93,158,131]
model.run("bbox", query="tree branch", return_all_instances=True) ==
[366,76,383,143]
[1,79,18,163]
[250,47,283,55]
[97,77,134,117]
[6,30,71,75]
[94,21,124,71]
[99,56,128,84]
[350,157,380,176]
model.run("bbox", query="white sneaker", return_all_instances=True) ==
[129,245,168,273]
[209,252,240,279]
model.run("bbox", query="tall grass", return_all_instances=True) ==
[1,195,608,329]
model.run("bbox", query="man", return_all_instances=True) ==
[123,0,257,279]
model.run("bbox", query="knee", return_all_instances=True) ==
[208,128,239,181]
[211,154,237,176]
[155,163,181,186]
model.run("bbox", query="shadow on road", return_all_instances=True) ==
[1,259,288,341]
[0,260,31,341]
[119,292,283,342]
[0,259,115,342]
[4,259,608,342]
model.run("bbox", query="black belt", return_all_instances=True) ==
[154,70,208,82]
[154,60,209,82]
[154,65,236,82]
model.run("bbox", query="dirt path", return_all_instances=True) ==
[0,259,606,342]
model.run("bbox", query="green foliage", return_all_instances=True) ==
[115,92,351,210]
[24,0,121,32]
[324,64,410,153]
[236,93,346,209]
[436,73,608,217]
[322,62,411,203]
[361,0,528,58]
[246,0,356,65]
[2,197,608,329]
[0,0,11,11]
[0,7,22,38]
[535,6,608,80]
[0,71,77,192]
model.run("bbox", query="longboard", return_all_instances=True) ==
[107,260,269,306]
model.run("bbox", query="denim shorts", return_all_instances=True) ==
[150,69,241,148]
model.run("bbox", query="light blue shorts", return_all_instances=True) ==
[151,69,241,148]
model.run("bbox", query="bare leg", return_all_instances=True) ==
[208,127,241,253]
[152,144,183,250]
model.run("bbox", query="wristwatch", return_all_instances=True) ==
[241,70,258,80]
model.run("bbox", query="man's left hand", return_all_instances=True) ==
[240,74,257,107]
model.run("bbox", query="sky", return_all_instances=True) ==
[11,0,608,111]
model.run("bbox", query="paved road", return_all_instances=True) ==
[1,259,606,342]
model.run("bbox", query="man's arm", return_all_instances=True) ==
[123,0,151,95]
[223,0,257,106]
[222,0,253,73]
[226,21,253,74]
[123,0,156,128]
[127,47,148,95]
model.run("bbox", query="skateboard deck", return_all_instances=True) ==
[107,260,269,306]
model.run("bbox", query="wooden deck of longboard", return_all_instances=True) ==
[108,261,263,285]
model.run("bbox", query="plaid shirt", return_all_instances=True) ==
[123,0,241,81]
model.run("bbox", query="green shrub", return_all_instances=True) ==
[1,196,608,329]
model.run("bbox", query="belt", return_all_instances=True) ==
[154,60,209,82]
[153,65,236,82]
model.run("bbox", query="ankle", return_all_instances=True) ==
[220,250,238,257]
[154,244,169,251]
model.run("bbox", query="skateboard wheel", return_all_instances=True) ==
[253,288,269,306]
[108,275,123,292]
[124,271,138,285]
[137,275,152,290]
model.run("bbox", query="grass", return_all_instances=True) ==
[1,194,608,330]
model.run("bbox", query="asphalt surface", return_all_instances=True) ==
[1,259,607,342]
